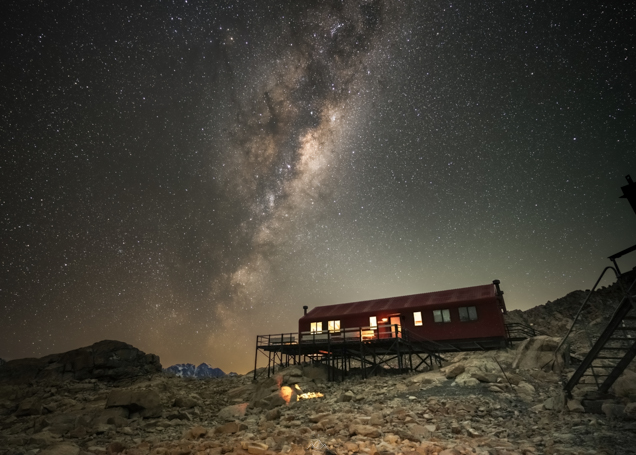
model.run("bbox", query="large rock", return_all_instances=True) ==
[602,402,626,419]
[350,424,382,438]
[174,394,201,408]
[301,364,329,381]
[105,389,163,418]
[453,372,480,387]
[16,397,43,416]
[217,403,248,421]
[611,370,636,399]
[512,336,569,373]
[444,364,465,379]
[624,403,636,419]
[0,340,161,384]
[39,443,80,455]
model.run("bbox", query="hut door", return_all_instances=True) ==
[390,316,401,338]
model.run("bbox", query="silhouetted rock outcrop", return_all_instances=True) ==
[0,340,161,384]
[505,268,636,357]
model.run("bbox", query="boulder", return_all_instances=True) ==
[369,413,384,425]
[444,364,465,379]
[602,403,625,419]
[611,370,636,400]
[512,336,569,373]
[453,372,479,387]
[217,403,248,421]
[105,389,162,418]
[567,399,585,413]
[350,424,382,438]
[624,403,636,419]
[214,421,247,434]
[30,431,62,447]
[95,407,129,427]
[267,393,287,409]
[174,394,200,408]
[302,364,329,381]
[106,441,126,454]
[39,443,80,455]
[517,381,536,395]
[186,425,208,439]
[406,424,431,439]
[244,442,268,455]
[248,377,278,408]
[265,408,281,421]
[227,384,254,399]
[16,397,43,416]
[46,413,84,435]
[471,372,499,383]
[340,390,354,402]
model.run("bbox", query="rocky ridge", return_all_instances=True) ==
[0,341,161,384]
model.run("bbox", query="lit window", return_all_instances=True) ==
[369,316,377,329]
[328,320,340,332]
[459,306,478,321]
[361,330,375,340]
[310,322,322,333]
[413,311,423,326]
[433,309,451,323]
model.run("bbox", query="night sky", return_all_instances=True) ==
[2,0,635,373]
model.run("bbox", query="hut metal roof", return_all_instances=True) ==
[299,283,496,320]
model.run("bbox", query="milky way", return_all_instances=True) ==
[2,0,635,372]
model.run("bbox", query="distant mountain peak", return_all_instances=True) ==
[164,362,225,378]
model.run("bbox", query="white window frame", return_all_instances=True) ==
[369,316,377,329]
[459,306,478,322]
[413,311,423,326]
[433,309,451,323]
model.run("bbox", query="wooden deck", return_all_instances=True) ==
[254,324,520,381]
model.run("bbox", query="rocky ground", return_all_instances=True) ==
[1,339,636,455]
[2,271,636,455]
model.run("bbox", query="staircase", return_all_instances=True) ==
[562,175,636,396]
[563,271,636,396]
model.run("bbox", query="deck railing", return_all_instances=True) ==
[300,323,404,344]
[505,322,537,341]
[256,324,404,347]
[258,322,535,348]
[256,332,297,347]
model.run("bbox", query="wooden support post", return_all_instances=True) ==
[298,332,302,366]
[254,337,259,380]
[361,340,366,379]
[327,331,332,382]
